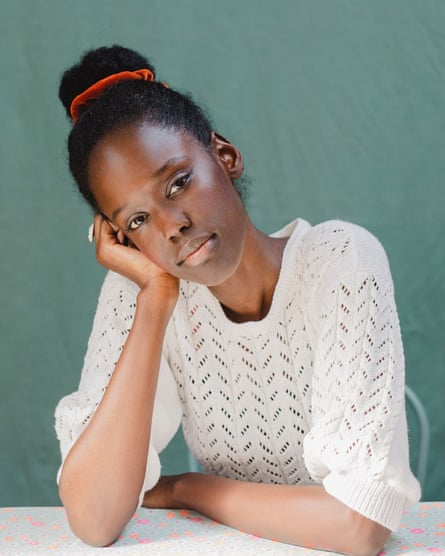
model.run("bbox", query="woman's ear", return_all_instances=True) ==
[211,132,244,180]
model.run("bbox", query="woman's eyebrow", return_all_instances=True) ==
[152,156,187,179]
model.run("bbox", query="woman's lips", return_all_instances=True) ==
[177,233,217,267]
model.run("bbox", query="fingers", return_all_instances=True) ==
[93,214,130,245]
[90,214,136,250]
[94,214,118,247]
[116,229,128,246]
[92,214,143,276]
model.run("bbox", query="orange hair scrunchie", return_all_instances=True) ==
[70,68,166,124]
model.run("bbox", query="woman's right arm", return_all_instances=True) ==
[58,216,179,546]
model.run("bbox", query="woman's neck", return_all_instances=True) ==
[208,225,288,323]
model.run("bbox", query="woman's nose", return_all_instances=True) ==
[157,205,191,240]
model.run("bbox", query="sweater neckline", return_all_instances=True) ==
[201,218,310,337]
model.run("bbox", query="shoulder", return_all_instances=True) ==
[88,271,140,335]
[100,269,140,294]
[282,220,396,321]
[302,219,388,264]
[96,270,140,304]
[296,219,391,279]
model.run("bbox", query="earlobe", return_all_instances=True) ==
[211,132,244,180]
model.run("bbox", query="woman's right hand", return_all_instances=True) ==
[93,214,179,303]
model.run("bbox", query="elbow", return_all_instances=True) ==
[344,510,391,556]
[59,483,135,547]
[63,504,126,547]
[67,514,123,548]
[76,528,121,548]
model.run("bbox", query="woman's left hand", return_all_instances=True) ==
[142,474,186,509]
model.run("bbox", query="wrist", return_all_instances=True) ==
[136,279,178,317]
[171,472,197,510]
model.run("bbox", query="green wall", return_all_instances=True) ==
[1,0,444,506]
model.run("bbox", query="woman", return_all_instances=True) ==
[55,45,420,555]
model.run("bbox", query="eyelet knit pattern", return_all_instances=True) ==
[55,219,420,530]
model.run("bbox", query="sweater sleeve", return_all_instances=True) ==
[54,271,182,505]
[302,222,421,531]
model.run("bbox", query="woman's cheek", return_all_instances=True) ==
[138,242,172,272]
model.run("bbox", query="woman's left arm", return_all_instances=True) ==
[144,473,390,556]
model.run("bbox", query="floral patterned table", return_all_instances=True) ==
[0,502,444,555]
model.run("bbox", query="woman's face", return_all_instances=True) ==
[88,123,248,286]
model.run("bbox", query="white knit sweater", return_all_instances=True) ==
[55,219,420,531]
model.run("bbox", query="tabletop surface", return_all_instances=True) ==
[0,502,444,555]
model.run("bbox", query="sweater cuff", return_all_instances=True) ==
[137,444,161,507]
[323,472,406,531]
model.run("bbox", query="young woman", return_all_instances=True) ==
[55,45,420,555]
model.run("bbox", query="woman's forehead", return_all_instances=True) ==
[89,124,208,178]
[103,124,204,157]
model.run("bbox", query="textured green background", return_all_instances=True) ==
[1,0,444,506]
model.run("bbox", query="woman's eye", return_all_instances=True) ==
[168,174,191,197]
[127,214,147,231]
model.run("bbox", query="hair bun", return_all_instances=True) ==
[58,45,156,118]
